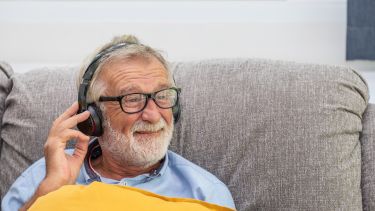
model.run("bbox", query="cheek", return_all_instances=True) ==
[105,108,141,135]
[104,106,123,125]
[162,110,174,126]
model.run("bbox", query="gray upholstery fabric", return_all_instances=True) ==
[0,59,371,211]
[170,59,368,210]
[361,103,375,211]
[0,61,13,157]
[0,67,78,199]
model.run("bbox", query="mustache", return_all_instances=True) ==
[131,119,167,133]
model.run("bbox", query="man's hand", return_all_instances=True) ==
[20,102,91,211]
[44,101,90,187]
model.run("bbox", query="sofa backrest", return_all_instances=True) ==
[0,59,371,210]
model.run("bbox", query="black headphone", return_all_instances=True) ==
[77,42,181,137]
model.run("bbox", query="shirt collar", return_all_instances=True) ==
[83,138,169,183]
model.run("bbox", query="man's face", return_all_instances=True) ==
[98,56,174,167]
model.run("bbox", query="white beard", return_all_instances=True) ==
[99,116,173,168]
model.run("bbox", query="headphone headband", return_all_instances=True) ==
[79,42,131,110]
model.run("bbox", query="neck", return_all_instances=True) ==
[90,150,162,180]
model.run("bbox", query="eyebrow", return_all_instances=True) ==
[119,83,171,95]
[119,85,139,95]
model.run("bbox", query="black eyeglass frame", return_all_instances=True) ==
[99,87,181,114]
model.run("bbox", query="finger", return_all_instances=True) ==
[55,102,80,123]
[45,129,89,150]
[60,127,90,144]
[68,135,90,181]
[72,134,90,161]
[60,110,90,129]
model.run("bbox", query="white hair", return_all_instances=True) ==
[77,34,175,103]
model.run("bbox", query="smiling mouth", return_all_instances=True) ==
[136,131,157,134]
[134,129,163,136]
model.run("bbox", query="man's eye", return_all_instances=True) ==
[156,95,167,100]
[128,98,140,103]
[125,95,142,103]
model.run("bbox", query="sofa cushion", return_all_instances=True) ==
[170,59,368,210]
[0,61,13,154]
[361,103,375,211]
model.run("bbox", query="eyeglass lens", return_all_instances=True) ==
[121,88,177,113]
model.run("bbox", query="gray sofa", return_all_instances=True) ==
[0,59,374,210]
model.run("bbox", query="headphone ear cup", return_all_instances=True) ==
[172,103,181,123]
[77,104,104,137]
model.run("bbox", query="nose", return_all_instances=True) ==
[141,98,161,124]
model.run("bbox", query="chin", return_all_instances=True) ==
[129,134,171,167]
[100,118,173,168]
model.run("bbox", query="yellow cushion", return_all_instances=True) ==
[30,181,234,211]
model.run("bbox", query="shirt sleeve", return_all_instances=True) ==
[1,158,47,211]
[206,182,236,210]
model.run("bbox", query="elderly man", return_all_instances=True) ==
[1,35,235,210]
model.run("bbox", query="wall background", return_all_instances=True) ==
[0,0,374,102]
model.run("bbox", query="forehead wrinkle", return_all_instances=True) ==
[106,62,169,80]
[114,71,170,91]
[100,57,171,95]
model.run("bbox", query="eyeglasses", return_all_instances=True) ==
[99,87,181,114]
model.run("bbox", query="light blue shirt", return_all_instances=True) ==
[2,140,235,210]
